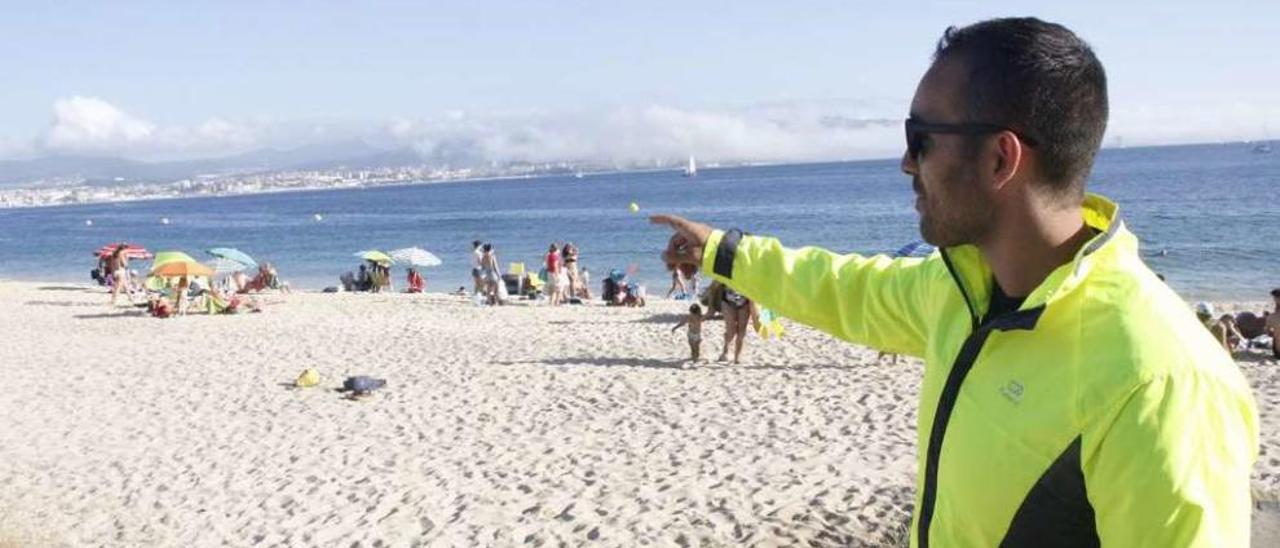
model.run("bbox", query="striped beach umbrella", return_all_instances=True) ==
[389,247,443,268]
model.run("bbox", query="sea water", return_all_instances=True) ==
[0,142,1275,300]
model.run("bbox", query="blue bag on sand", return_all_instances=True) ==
[341,376,387,395]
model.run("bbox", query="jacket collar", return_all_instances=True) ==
[939,193,1132,327]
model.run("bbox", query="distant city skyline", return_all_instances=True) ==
[2,1,1277,163]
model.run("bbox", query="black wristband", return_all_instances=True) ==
[713,229,744,279]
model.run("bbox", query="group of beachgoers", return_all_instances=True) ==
[1197,288,1280,359]
[339,262,425,293]
[469,240,617,306]
[96,244,282,318]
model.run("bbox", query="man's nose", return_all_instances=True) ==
[901,150,918,176]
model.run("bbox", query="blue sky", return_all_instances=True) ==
[2,1,1277,162]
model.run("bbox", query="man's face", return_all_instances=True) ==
[900,58,997,248]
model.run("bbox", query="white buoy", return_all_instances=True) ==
[85,219,93,226]
[313,213,324,222]
[161,217,170,225]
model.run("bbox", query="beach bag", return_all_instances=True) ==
[296,368,321,388]
[341,376,387,395]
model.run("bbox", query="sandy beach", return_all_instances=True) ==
[1,280,1276,546]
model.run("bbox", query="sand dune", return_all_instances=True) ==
[0,281,1274,546]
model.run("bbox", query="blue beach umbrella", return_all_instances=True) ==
[207,247,258,268]
[209,257,249,273]
[893,240,936,259]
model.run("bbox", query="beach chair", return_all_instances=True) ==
[506,262,545,298]
[204,292,234,315]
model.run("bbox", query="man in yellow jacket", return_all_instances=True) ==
[653,17,1257,547]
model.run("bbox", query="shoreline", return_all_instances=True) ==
[1,274,1269,305]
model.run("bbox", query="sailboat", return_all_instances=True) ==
[683,155,698,177]
[1254,125,1274,154]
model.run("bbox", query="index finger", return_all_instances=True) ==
[649,214,691,232]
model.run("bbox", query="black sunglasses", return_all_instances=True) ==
[905,117,1038,159]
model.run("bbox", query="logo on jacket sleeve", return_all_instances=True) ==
[1000,380,1025,405]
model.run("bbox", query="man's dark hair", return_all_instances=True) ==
[934,17,1108,197]
[1271,288,1280,298]
[472,240,482,248]
[690,303,702,315]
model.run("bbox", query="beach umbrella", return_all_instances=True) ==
[207,247,257,268]
[388,247,442,268]
[893,240,936,259]
[354,250,393,264]
[208,257,249,273]
[95,243,152,260]
[150,260,214,278]
[152,251,199,267]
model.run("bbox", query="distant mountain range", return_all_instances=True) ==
[0,140,430,188]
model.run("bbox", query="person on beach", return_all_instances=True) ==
[666,266,688,299]
[1195,302,1245,353]
[1268,288,1280,358]
[563,242,581,300]
[108,244,134,306]
[174,276,190,315]
[356,264,370,292]
[578,268,593,300]
[717,285,756,364]
[671,303,706,362]
[380,263,394,293]
[471,240,484,295]
[406,268,425,293]
[651,18,1256,546]
[261,263,290,293]
[545,243,563,306]
[480,243,502,305]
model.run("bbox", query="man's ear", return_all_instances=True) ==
[991,130,1025,191]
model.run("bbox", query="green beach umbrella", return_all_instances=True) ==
[152,251,198,267]
[355,250,393,264]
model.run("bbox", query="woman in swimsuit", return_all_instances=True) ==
[109,245,133,306]
[718,284,754,364]
[562,242,580,300]
[480,243,502,305]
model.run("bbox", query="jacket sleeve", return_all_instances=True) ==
[1084,374,1258,547]
[699,229,936,356]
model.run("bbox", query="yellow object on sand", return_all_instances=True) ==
[295,368,321,388]
[629,202,640,213]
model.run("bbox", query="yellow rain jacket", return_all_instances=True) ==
[699,194,1257,547]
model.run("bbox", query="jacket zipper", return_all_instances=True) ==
[918,250,1047,547]
[917,250,986,548]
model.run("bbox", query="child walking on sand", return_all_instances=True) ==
[671,303,705,362]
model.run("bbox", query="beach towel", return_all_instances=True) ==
[755,307,785,339]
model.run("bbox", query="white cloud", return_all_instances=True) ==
[374,100,907,167]
[11,94,1277,165]
[44,96,156,152]
[39,96,263,160]
[1107,101,1280,147]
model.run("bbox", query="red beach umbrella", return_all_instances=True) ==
[95,243,153,260]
